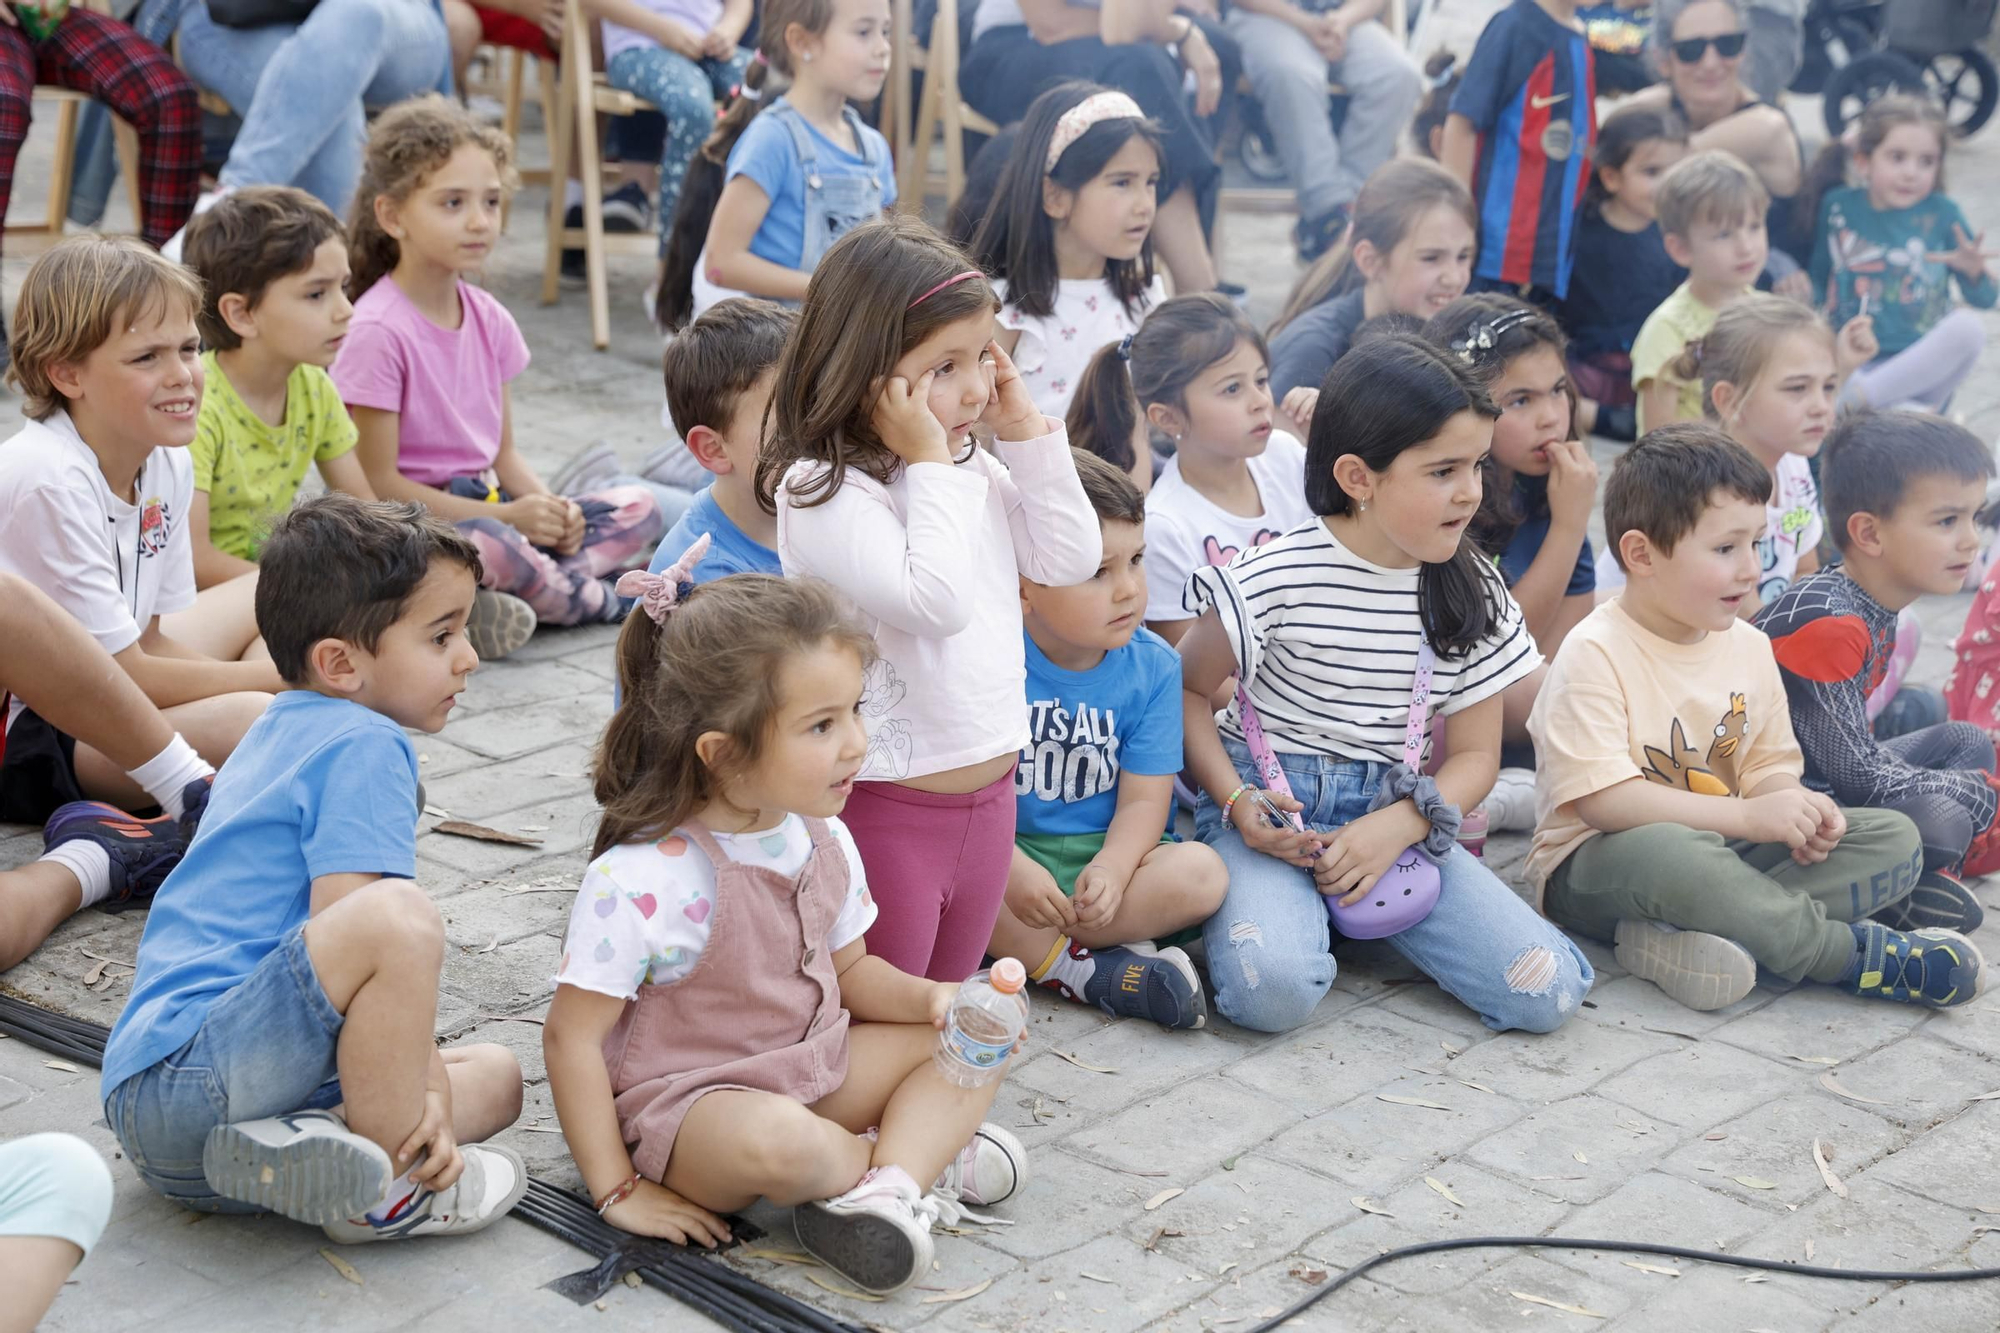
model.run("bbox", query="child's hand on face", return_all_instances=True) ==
[981,340,1045,442]
[1280,387,1319,439]
[1835,312,1879,378]
[1543,438,1599,530]
[602,1179,733,1247]
[506,492,573,548]
[1072,862,1126,932]
[1314,804,1418,905]
[873,369,954,466]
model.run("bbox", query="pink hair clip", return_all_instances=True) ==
[909,269,982,309]
[616,533,712,624]
[1045,91,1144,173]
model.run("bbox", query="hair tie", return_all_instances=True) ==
[750,49,766,67]
[1115,334,1134,362]
[1449,308,1538,364]
[910,270,982,309]
[733,83,760,102]
[616,533,711,624]
[1045,91,1145,173]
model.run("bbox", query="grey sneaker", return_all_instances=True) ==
[546,440,621,496]
[202,1109,393,1226]
[1614,919,1758,1011]
[322,1142,529,1243]
[794,1165,938,1295]
[466,589,536,660]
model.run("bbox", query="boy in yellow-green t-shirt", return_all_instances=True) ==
[182,187,374,588]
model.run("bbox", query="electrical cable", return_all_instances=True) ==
[1241,1233,2000,1332]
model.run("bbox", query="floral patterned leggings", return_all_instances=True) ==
[456,485,664,626]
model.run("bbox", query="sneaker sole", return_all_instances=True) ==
[966,1122,1029,1206]
[202,1122,392,1226]
[467,591,538,660]
[793,1199,932,1295]
[1615,921,1758,1012]
[1155,946,1209,1031]
[1877,877,1987,935]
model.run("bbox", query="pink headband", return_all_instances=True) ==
[616,533,711,624]
[909,270,982,308]
[1045,91,1145,173]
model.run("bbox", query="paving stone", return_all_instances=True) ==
[436,880,574,952]
[1594,1040,1796,1128]
[1002,1008,1240,1114]
[415,794,600,876]
[454,658,609,713]
[1736,1174,1989,1277]
[1109,1151,1330,1277]
[1268,1071,1529,1196]
[1859,1103,2000,1210]
[444,696,617,762]
[1709,977,1933,1066]
[1573,974,1776,1038]
[1654,1091,1909,1211]
[1065,1075,1302,1177]
[1588,1264,1843,1331]
[1438,1021,1675,1107]
[930,1233,1223,1332]
[1301,1162,1573,1295]
[419,739,597,822]
[1223,1005,1463,1116]
[1463,1095,1677,1205]
[1549,1170,1780,1261]
[955,1148,1155,1262]
[1826,1034,2000,1125]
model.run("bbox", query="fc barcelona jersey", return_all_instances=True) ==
[1451,0,1598,298]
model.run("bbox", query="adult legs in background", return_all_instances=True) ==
[604,45,752,252]
[1843,309,1987,414]
[0,1134,114,1333]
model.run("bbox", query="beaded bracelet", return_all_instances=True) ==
[1220,784,1250,825]
[595,1172,641,1215]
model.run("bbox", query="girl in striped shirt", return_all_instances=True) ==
[1177,334,1593,1035]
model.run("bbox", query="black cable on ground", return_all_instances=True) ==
[0,994,864,1333]
[1241,1234,2000,1333]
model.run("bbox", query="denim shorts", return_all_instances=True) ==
[104,924,344,1211]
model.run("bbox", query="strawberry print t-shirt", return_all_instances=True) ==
[1143,429,1312,624]
[995,274,1166,420]
[554,813,877,999]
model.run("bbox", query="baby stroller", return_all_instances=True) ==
[1796,0,1998,137]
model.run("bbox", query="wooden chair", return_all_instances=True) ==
[4,0,144,247]
[895,0,997,213]
[540,1,659,350]
[497,45,560,229]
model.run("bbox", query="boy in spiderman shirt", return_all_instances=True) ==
[1757,411,2000,926]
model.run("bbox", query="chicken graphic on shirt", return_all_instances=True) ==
[1640,694,1748,797]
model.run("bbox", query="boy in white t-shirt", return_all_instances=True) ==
[0,237,279,831]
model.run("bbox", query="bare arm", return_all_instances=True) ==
[1508,532,1590,649]
[1574,775,1752,838]
[1146,618,1193,647]
[1689,104,1801,197]
[350,406,503,523]
[115,620,282,706]
[315,450,378,501]
[1439,114,1478,188]
[490,388,547,498]
[1092,770,1175,889]
[188,491,259,590]
[706,178,812,303]
[831,936,949,1025]
[1099,0,1182,45]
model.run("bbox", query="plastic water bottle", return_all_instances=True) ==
[933,957,1029,1088]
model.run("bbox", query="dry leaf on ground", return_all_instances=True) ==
[433,820,545,846]
[1378,1094,1451,1111]
[1143,1188,1185,1211]
[1786,1054,1840,1066]
[919,1278,993,1304]
[1621,1261,1680,1277]
[319,1248,364,1285]
[1819,1071,1889,1104]
[1812,1139,1848,1199]
[1049,1049,1118,1074]
[42,1060,78,1073]
[804,1272,885,1302]
[1078,1272,1118,1284]
[1457,1079,1496,1094]
[1573,1149,1588,1164]
[1351,1197,1393,1217]
[1510,1291,1607,1317]
[1289,1267,1328,1285]
[1969,1088,2000,1102]
[736,1248,822,1267]
[1424,1176,1465,1207]
[1732,1176,1780,1190]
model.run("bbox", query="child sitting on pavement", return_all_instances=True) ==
[989,450,1225,1030]
[179,186,376,590]
[1758,410,2000,909]
[1529,425,1972,1014]
[101,494,527,1238]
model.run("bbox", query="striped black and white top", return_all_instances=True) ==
[1186,521,1541,764]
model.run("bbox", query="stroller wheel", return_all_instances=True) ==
[1925,48,1999,137]
[1822,49,1928,137]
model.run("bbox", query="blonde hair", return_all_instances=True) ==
[4,235,203,421]
[1669,292,1833,428]
[346,95,518,300]
[1270,159,1475,338]
[1654,148,1768,239]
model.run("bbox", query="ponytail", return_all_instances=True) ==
[1065,338,1140,473]
[656,55,788,331]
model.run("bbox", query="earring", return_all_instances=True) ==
[802,50,813,60]
[1357,500,1368,512]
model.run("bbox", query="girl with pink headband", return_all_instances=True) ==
[969,82,1167,465]
[758,214,1104,986]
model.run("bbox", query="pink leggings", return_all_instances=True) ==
[841,772,1016,982]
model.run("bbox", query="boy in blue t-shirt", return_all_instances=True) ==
[102,495,527,1241]
[1441,0,1598,304]
[649,298,792,586]
[989,451,1226,1031]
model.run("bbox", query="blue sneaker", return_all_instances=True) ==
[1874,870,1985,935]
[1044,943,1207,1030]
[1839,921,1984,1008]
[42,800,190,912]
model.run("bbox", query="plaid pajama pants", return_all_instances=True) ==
[0,9,200,255]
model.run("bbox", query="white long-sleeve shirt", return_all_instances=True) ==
[777,425,1103,781]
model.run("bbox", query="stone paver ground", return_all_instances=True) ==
[5,6,2000,1328]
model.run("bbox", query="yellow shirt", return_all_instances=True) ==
[1629,281,1720,434]
[191,352,358,560]
[1524,599,1805,902]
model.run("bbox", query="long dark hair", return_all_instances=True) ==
[1065,292,1265,473]
[656,0,835,331]
[1303,334,1504,658]
[1587,103,1688,207]
[968,81,1161,321]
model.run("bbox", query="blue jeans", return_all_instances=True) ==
[176,0,449,209]
[1196,741,1593,1034]
[103,924,344,1211]
[604,44,751,251]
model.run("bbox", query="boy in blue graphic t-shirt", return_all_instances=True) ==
[988,451,1225,1031]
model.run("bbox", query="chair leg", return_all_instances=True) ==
[40,95,81,235]
[111,117,143,229]
[501,48,526,229]
[574,55,611,350]
[542,40,576,304]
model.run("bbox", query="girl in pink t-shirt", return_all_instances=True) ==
[332,97,663,658]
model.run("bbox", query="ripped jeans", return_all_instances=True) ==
[1195,742,1593,1034]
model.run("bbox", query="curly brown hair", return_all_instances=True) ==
[346,94,518,300]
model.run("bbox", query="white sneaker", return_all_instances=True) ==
[1615,919,1758,1012]
[935,1122,1028,1207]
[161,187,231,263]
[322,1142,530,1243]
[202,1109,392,1226]
[794,1165,938,1294]
[1486,767,1538,831]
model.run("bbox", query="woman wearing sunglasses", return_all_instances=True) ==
[1628,0,1809,269]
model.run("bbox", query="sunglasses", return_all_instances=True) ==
[1670,31,1747,61]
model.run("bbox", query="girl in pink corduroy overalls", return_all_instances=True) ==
[542,551,1028,1297]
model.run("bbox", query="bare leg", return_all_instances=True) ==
[301,880,446,1168]
[0,863,83,973]
[440,1044,525,1145]
[73,694,270,808]
[0,574,177,771]
[989,840,1227,965]
[1151,185,1218,293]
[0,1236,83,1333]
[818,1023,1004,1192]
[160,571,269,663]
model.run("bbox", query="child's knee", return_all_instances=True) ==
[1206,920,1334,1033]
[1495,941,1590,1034]
[452,1043,525,1118]
[1169,841,1229,914]
[743,1101,839,1185]
[349,879,446,961]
